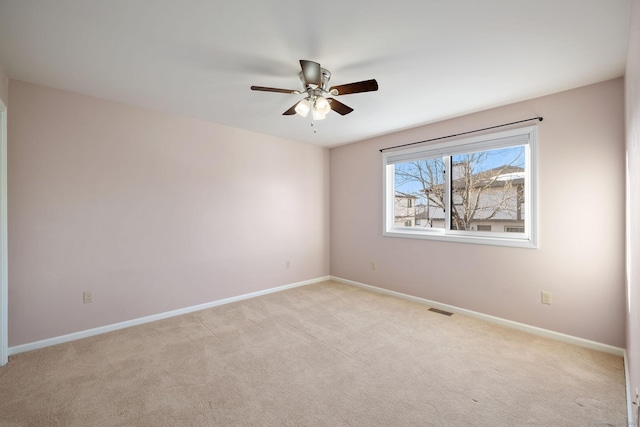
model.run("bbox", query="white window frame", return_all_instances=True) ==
[382,125,538,248]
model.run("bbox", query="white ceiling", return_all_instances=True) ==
[0,0,632,147]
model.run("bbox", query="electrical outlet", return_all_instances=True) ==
[83,291,93,304]
[371,262,377,270]
[541,291,551,305]
[285,260,290,269]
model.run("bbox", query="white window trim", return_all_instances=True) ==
[382,125,538,249]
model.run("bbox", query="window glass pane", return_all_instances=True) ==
[450,146,525,232]
[394,158,446,229]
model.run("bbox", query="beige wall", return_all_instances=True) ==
[8,80,330,346]
[626,0,640,414]
[331,78,626,347]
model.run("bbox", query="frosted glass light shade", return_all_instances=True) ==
[312,108,326,120]
[295,99,311,117]
[315,96,331,115]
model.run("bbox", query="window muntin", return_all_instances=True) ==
[383,126,537,248]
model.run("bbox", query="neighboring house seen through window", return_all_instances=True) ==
[383,126,538,248]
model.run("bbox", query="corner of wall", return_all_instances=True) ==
[625,0,640,424]
[0,66,8,106]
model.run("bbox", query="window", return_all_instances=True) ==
[383,126,538,248]
[505,226,525,233]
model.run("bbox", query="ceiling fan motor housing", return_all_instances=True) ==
[299,68,332,91]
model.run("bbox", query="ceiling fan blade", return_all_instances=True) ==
[329,79,378,95]
[328,98,354,115]
[251,86,300,94]
[300,60,321,88]
[282,103,298,115]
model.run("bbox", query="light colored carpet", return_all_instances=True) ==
[0,280,627,426]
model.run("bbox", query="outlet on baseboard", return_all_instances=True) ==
[83,291,94,304]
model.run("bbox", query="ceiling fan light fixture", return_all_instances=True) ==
[314,96,331,115]
[295,98,311,117]
[312,108,326,121]
[252,59,379,122]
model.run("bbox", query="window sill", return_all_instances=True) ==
[383,228,538,249]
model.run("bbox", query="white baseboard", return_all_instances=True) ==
[338,278,633,421]
[625,350,635,426]
[8,276,330,356]
[8,273,632,420]
[331,276,625,357]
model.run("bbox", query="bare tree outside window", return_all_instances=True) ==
[394,146,526,233]
[395,158,446,229]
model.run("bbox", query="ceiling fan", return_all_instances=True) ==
[251,60,378,121]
